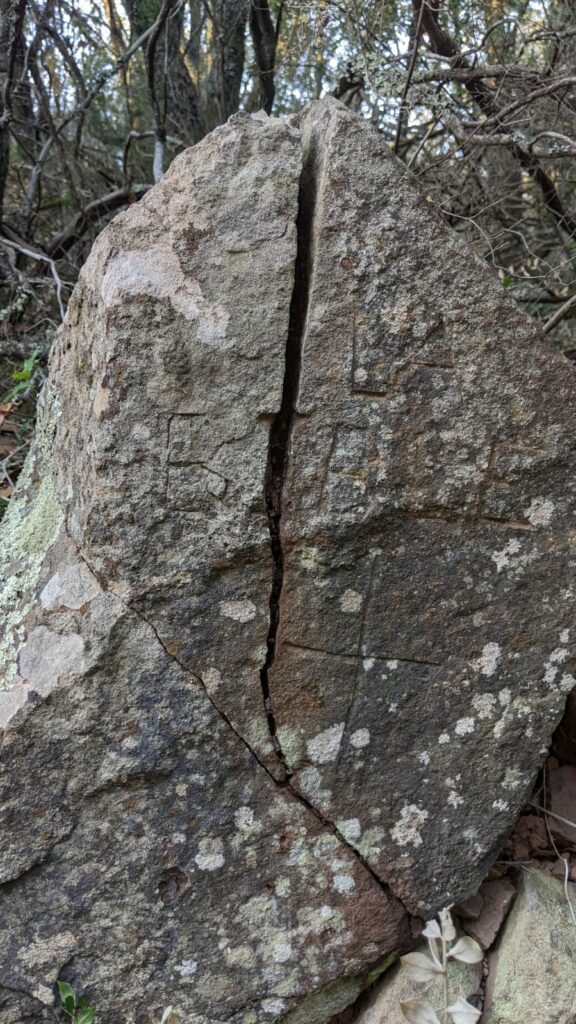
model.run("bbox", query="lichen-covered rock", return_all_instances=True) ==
[270,100,576,912]
[484,870,576,1024]
[0,98,575,1023]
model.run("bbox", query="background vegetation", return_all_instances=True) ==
[0,0,575,510]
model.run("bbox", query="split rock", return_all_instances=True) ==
[463,878,516,949]
[1,98,576,1022]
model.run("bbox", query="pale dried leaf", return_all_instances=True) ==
[400,997,442,1024]
[439,908,456,942]
[400,951,445,982]
[422,918,442,940]
[449,936,484,963]
[446,996,482,1024]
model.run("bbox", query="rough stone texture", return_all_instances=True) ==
[462,879,516,949]
[1,98,576,1022]
[270,100,576,914]
[350,945,482,1024]
[484,870,576,1024]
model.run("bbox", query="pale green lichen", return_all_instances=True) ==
[0,471,63,567]
[0,413,64,691]
[276,725,304,767]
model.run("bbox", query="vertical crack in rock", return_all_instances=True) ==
[73,542,408,912]
[254,138,415,915]
[260,145,318,781]
[63,151,412,919]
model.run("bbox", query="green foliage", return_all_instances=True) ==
[1,350,41,405]
[57,980,96,1024]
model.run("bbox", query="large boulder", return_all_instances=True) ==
[1,98,575,1023]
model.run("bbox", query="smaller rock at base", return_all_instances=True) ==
[548,765,576,845]
[349,944,482,1024]
[453,892,484,920]
[545,855,571,880]
[484,870,576,1024]
[463,879,516,950]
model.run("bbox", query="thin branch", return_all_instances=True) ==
[47,184,149,259]
[393,0,425,155]
[0,235,65,319]
[21,5,172,212]
[543,294,576,334]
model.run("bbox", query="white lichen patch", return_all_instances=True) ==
[472,693,497,719]
[492,799,509,812]
[501,768,523,789]
[275,877,290,897]
[493,717,507,739]
[543,641,573,693]
[219,600,256,623]
[275,725,304,767]
[332,873,356,893]
[194,836,225,871]
[174,959,198,978]
[271,938,292,963]
[472,642,501,677]
[549,647,569,665]
[234,806,255,831]
[350,727,370,749]
[491,537,522,573]
[297,766,332,812]
[357,826,385,860]
[524,496,555,527]
[339,589,362,613]
[298,546,322,572]
[306,722,344,764]
[261,999,286,1015]
[201,667,222,694]
[335,818,361,841]
[438,732,450,744]
[454,717,475,736]
[560,673,576,693]
[391,804,428,847]
[418,751,430,765]
[445,776,464,808]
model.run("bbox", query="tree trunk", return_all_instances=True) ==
[248,0,277,114]
[123,0,202,145]
[204,0,250,133]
